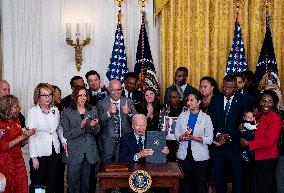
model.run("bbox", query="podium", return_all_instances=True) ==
[97,162,183,193]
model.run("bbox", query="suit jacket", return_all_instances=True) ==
[88,87,109,106]
[207,92,252,155]
[175,110,214,161]
[97,96,137,163]
[61,94,71,109]
[27,105,65,158]
[240,91,255,110]
[61,106,100,164]
[118,131,146,163]
[164,83,197,105]
[122,88,143,110]
[249,111,282,160]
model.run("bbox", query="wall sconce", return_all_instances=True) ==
[66,19,91,71]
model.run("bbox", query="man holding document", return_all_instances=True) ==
[119,114,169,193]
[119,114,169,163]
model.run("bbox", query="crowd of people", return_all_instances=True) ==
[0,67,283,193]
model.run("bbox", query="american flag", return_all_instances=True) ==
[106,21,128,82]
[225,19,248,75]
[255,10,280,89]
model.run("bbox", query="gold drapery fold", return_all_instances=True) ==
[155,0,169,16]
[160,0,284,97]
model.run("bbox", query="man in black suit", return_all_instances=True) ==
[122,72,143,110]
[207,75,253,193]
[119,114,169,193]
[85,70,108,106]
[164,67,197,105]
[235,73,256,108]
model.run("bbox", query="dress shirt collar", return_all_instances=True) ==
[134,132,145,143]
[91,88,102,95]
[180,83,187,92]
[124,89,132,98]
[110,98,121,104]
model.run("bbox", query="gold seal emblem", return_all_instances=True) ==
[129,170,152,193]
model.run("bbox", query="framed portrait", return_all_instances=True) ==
[161,116,178,140]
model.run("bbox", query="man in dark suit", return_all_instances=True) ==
[122,72,143,110]
[207,75,253,193]
[119,114,169,163]
[97,79,138,163]
[85,70,108,106]
[164,67,197,105]
[119,114,169,193]
[235,73,256,109]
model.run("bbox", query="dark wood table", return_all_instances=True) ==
[97,162,183,193]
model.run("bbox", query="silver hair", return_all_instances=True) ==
[132,114,147,124]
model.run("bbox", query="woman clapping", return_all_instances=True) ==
[62,86,100,193]
[0,95,35,193]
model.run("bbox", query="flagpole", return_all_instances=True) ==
[265,0,270,80]
[138,0,148,91]
[234,0,240,72]
[115,0,125,23]
[236,0,240,20]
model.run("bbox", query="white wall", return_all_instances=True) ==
[1,0,160,116]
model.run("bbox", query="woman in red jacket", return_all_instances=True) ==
[241,89,282,193]
[0,95,36,193]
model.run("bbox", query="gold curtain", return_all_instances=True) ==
[159,0,284,97]
[155,0,169,16]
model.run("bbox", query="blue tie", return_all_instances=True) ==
[138,137,143,151]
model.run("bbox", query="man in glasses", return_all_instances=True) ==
[97,79,137,163]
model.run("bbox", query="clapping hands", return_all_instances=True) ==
[81,116,99,128]
[213,133,231,146]
[23,128,36,138]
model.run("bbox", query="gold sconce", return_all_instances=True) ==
[66,20,91,71]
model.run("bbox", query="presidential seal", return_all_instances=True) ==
[129,170,152,193]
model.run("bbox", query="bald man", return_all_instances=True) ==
[0,80,25,128]
[0,80,10,97]
[97,80,137,163]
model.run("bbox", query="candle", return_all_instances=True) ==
[85,20,88,38]
[88,21,91,38]
[66,22,68,38]
[68,23,71,38]
[77,22,80,35]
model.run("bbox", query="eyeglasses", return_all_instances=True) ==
[110,88,122,93]
[40,94,53,98]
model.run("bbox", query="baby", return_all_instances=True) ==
[241,111,257,161]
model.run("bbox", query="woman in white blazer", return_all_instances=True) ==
[27,83,66,193]
[175,91,214,193]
